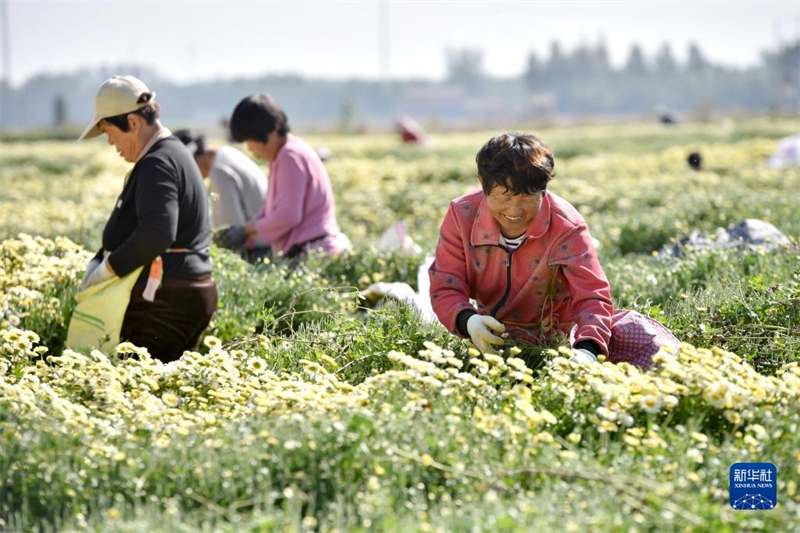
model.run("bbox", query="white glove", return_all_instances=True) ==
[83,256,116,289]
[79,257,103,291]
[466,314,505,354]
[569,348,598,366]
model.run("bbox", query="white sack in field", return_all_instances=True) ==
[768,135,800,168]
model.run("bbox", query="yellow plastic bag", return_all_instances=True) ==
[66,266,144,353]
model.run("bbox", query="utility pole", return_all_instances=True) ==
[1,0,10,85]
[377,0,390,80]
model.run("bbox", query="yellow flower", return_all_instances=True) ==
[540,409,557,425]
[596,406,617,421]
[203,336,222,349]
[747,424,768,440]
[622,435,641,447]
[687,448,704,464]
[248,357,266,373]
[690,432,708,444]
[483,353,504,366]
[626,427,645,437]
[639,394,662,413]
[445,356,463,368]
[161,393,179,408]
[320,354,339,369]
[597,420,617,433]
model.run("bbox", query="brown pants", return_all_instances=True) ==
[121,274,218,363]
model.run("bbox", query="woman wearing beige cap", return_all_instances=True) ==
[72,75,217,362]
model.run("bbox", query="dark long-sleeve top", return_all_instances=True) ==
[96,136,213,283]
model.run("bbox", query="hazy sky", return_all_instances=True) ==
[2,1,798,86]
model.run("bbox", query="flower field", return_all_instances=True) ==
[1,119,799,532]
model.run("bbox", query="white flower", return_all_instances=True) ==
[639,394,663,413]
[687,447,704,464]
[596,406,617,421]
[161,393,179,408]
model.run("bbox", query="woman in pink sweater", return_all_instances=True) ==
[215,94,350,259]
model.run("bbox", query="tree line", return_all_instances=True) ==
[0,40,797,132]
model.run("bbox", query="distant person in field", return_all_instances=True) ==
[396,115,427,144]
[687,152,703,171]
[656,104,677,125]
[214,94,351,260]
[175,130,270,262]
[429,133,679,369]
[77,75,217,362]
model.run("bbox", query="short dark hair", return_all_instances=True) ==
[229,94,290,143]
[102,92,161,132]
[476,133,555,196]
[174,129,206,157]
[687,152,702,170]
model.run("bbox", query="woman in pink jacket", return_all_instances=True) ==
[215,94,350,260]
[429,133,678,369]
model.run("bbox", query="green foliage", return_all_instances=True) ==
[1,120,800,532]
[661,270,800,374]
[208,246,427,344]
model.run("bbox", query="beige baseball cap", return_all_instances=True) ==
[78,75,157,141]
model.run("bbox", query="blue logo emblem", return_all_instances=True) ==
[730,463,777,510]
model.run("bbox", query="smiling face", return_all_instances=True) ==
[484,183,544,238]
[475,134,555,237]
[99,118,141,163]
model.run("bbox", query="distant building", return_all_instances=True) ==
[400,84,467,119]
[526,93,557,119]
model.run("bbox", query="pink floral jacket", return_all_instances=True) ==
[429,189,614,353]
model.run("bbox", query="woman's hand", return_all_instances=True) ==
[214,225,249,250]
[82,256,116,289]
[466,314,505,354]
[569,348,598,366]
[79,257,102,291]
